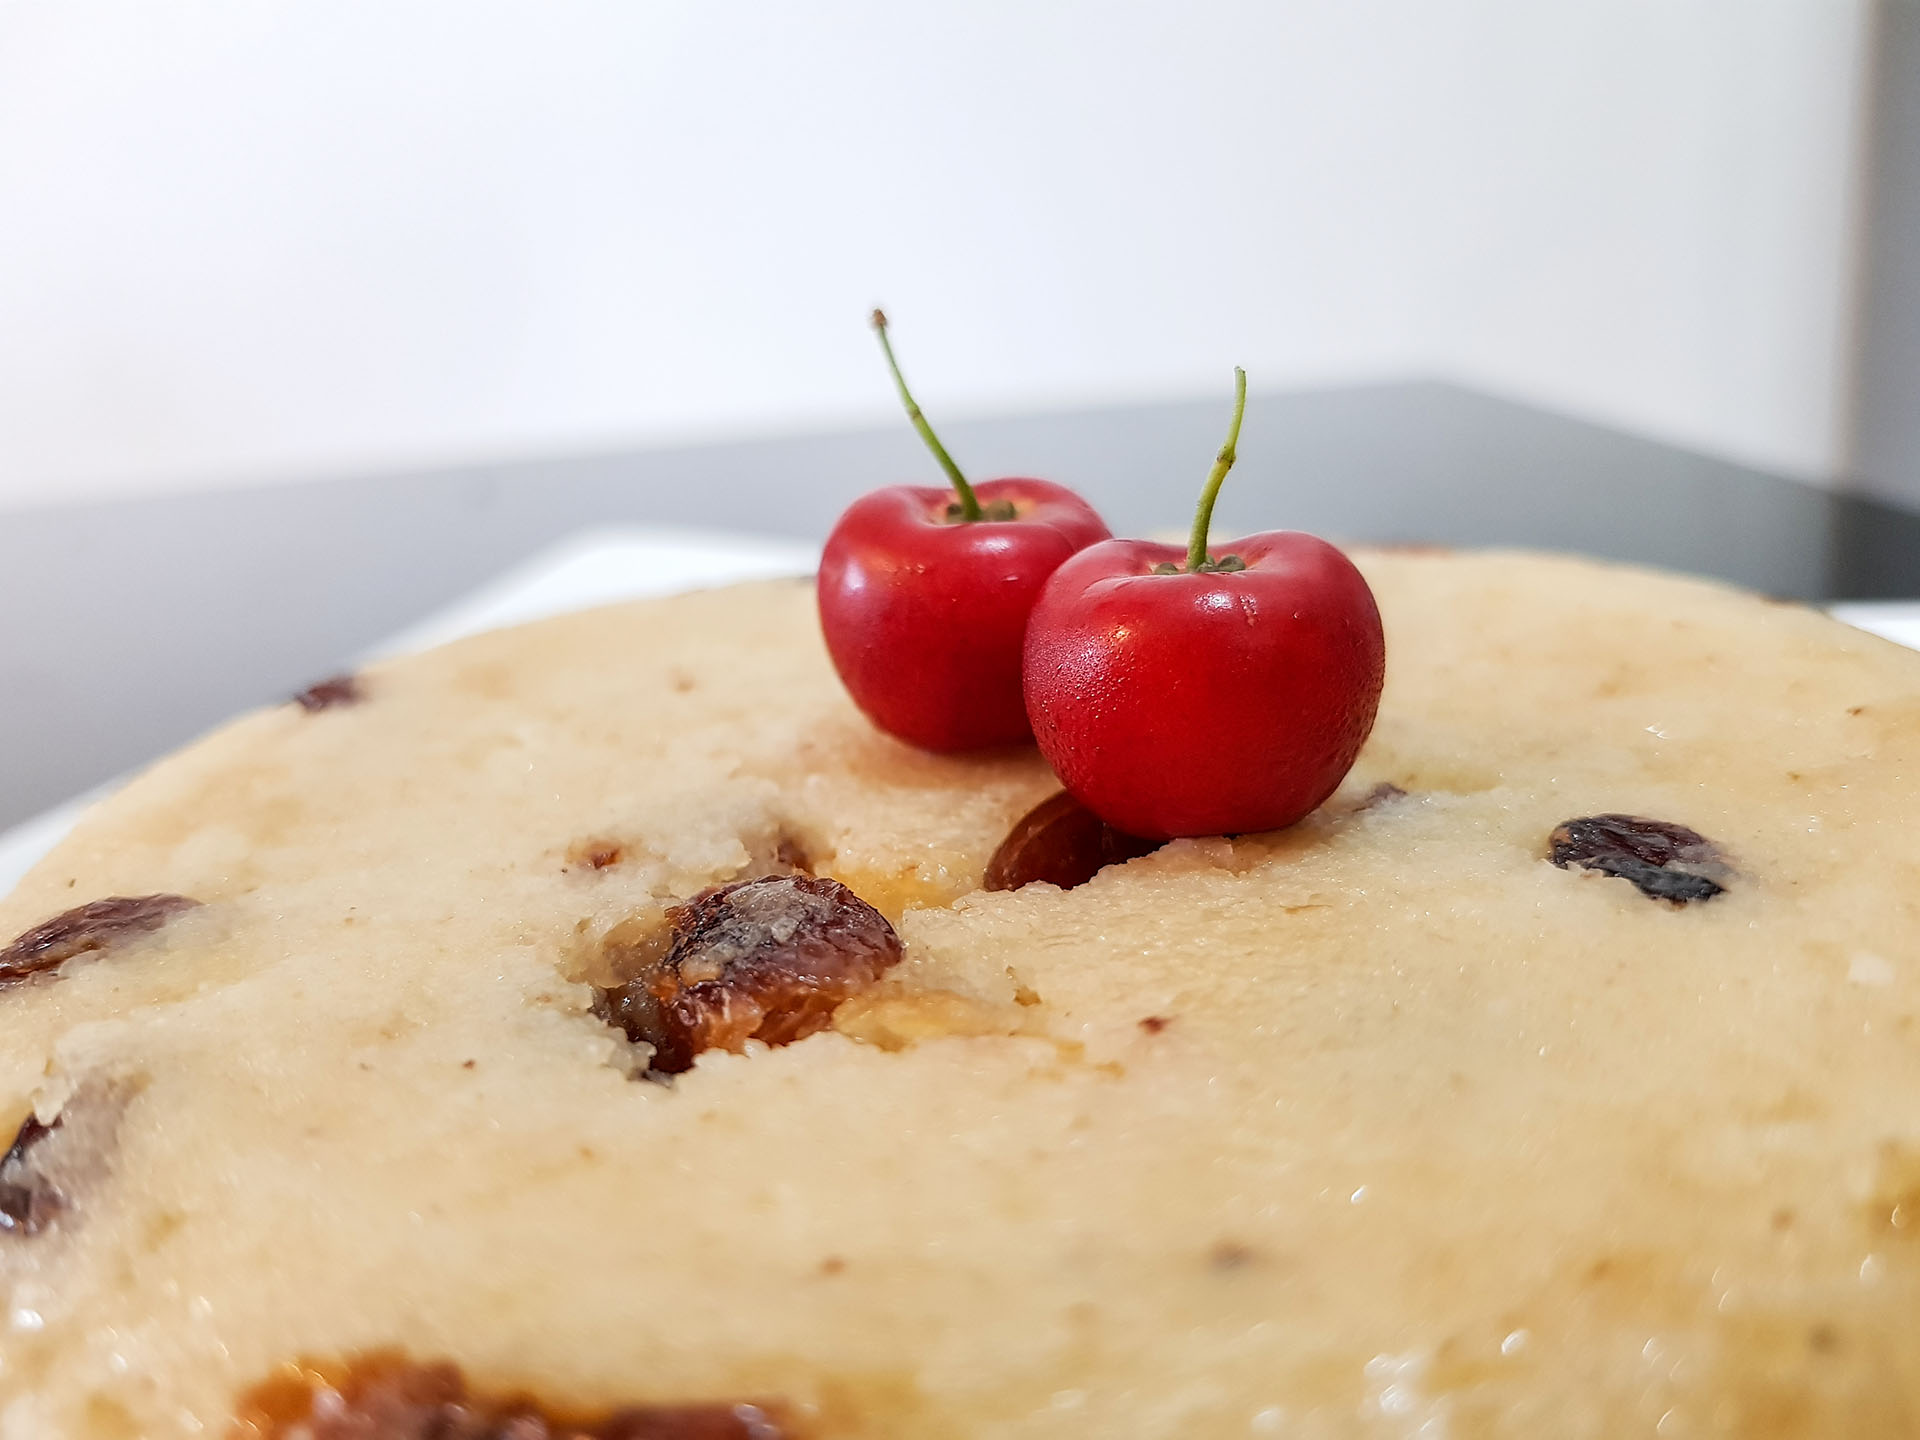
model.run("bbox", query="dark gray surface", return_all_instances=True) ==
[1855,0,1920,507]
[4,378,1919,832]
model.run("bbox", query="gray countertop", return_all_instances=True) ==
[5,379,1917,832]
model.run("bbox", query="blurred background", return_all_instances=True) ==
[0,0,1917,832]
[0,0,1899,501]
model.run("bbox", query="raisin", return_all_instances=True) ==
[0,1115,64,1236]
[0,894,200,987]
[594,875,901,1075]
[0,1082,132,1239]
[1548,814,1731,904]
[293,674,364,711]
[982,791,1163,893]
[233,1351,794,1439]
[0,1084,129,1240]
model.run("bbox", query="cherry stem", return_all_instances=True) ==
[1185,367,1248,572]
[872,309,982,522]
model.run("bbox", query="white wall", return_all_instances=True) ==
[0,0,1873,510]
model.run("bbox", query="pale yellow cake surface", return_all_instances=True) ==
[5,552,1920,1437]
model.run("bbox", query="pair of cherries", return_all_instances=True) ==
[817,314,1386,841]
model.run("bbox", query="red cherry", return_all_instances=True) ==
[817,314,1111,751]
[1023,369,1385,839]
[821,479,1112,750]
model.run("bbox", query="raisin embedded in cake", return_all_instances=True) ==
[982,791,1164,892]
[0,893,199,985]
[0,1114,64,1236]
[593,875,901,1074]
[1548,814,1731,903]
[292,674,364,711]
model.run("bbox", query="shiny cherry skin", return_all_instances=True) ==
[1022,532,1385,839]
[818,478,1111,751]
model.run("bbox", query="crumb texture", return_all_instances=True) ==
[5,557,1920,1436]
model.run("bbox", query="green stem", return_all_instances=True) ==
[872,309,981,521]
[1185,367,1248,571]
